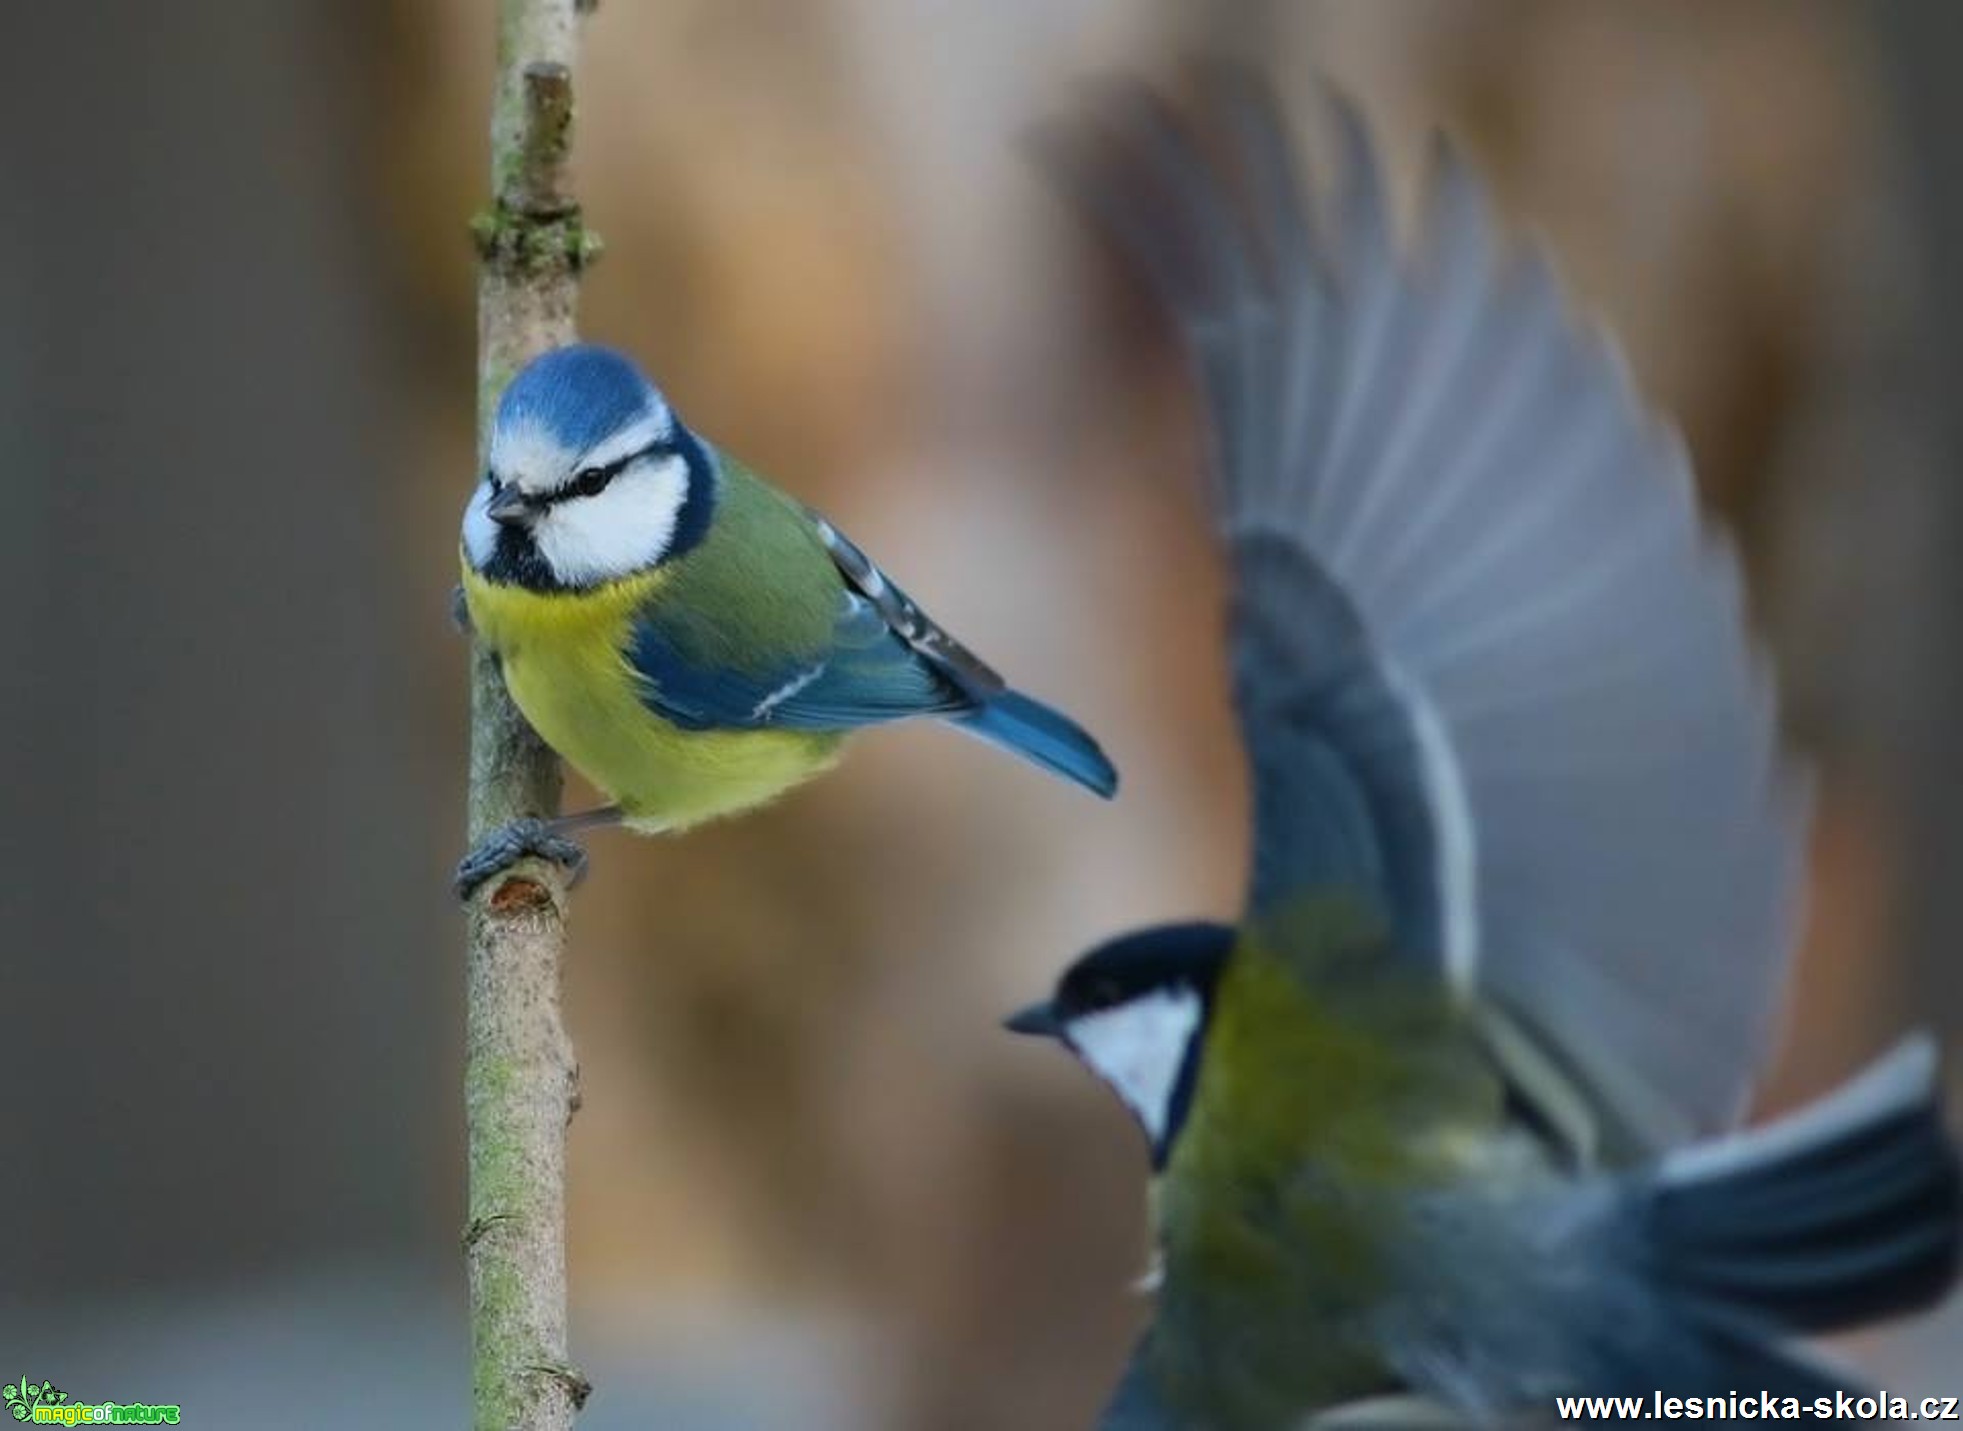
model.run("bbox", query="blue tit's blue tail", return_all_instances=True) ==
[957,689,1118,798]
[1644,1035,1959,1349]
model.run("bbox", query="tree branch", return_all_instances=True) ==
[464,3,599,1428]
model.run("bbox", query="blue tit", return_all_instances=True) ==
[1007,72,1960,1429]
[456,344,1116,893]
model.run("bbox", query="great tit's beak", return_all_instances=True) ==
[1003,1000,1064,1039]
[486,483,533,527]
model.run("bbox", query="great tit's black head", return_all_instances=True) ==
[463,344,718,591]
[1005,921,1234,1168]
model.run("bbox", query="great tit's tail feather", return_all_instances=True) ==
[1647,1035,1961,1335]
[1686,1326,1868,1406]
[958,689,1119,799]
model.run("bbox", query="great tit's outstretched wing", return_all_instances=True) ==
[1043,71,1805,1151]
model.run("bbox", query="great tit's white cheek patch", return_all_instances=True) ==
[462,479,500,569]
[489,418,576,496]
[1067,986,1202,1146]
[532,454,691,587]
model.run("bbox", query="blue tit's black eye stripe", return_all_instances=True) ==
[548,439,673,505]
[480,424,716,591]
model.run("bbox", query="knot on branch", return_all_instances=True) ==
[483,868,563,914]
[473,60,603,278]
[471,204,603,278]
[462,1211,513,1251]
[529,1361,594,1411]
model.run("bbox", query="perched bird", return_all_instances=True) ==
[1008,72,1959,1428]
[456,344,1116,894]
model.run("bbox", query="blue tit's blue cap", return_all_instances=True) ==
[495,344,666,453]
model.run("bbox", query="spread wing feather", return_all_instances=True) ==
[1044,70,1807,1150]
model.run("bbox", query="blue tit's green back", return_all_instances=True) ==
[648,458,849,671]
[628,456,1038,735]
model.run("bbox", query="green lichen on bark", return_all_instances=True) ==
[465,1052,544,1426]
[470,206,603,280]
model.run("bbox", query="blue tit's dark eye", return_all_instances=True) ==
[569,465,612,499]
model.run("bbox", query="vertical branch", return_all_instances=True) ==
[464,2,600,1427]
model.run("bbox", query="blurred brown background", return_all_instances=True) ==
[2,2,1959,1426]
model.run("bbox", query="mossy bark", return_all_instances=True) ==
[464,5,599,1428]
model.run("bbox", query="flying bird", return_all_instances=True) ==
[1008,71,1958,1428]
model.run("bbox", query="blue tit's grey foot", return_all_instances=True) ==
[455,818,589,899]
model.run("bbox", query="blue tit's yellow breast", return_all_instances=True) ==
[459,555,843,830]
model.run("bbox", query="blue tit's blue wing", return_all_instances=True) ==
[1045,71,1807,1151]
[629,584,971,733]
[807,511,1116,794]
[629,508,1116,793]
[803,508,1011,704]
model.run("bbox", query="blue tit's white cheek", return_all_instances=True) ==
[462,479,501,570]
[531,454,692,587]
[1066,987,1203,1146]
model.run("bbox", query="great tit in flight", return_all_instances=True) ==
[1008,71,1959,1429]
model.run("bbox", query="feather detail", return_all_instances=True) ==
[1046,68,1806,1148]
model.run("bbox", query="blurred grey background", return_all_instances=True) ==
[1,2,1959,1426]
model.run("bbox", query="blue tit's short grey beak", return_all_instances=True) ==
[1003,1001,1063,1039]
[486,483,533,527]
